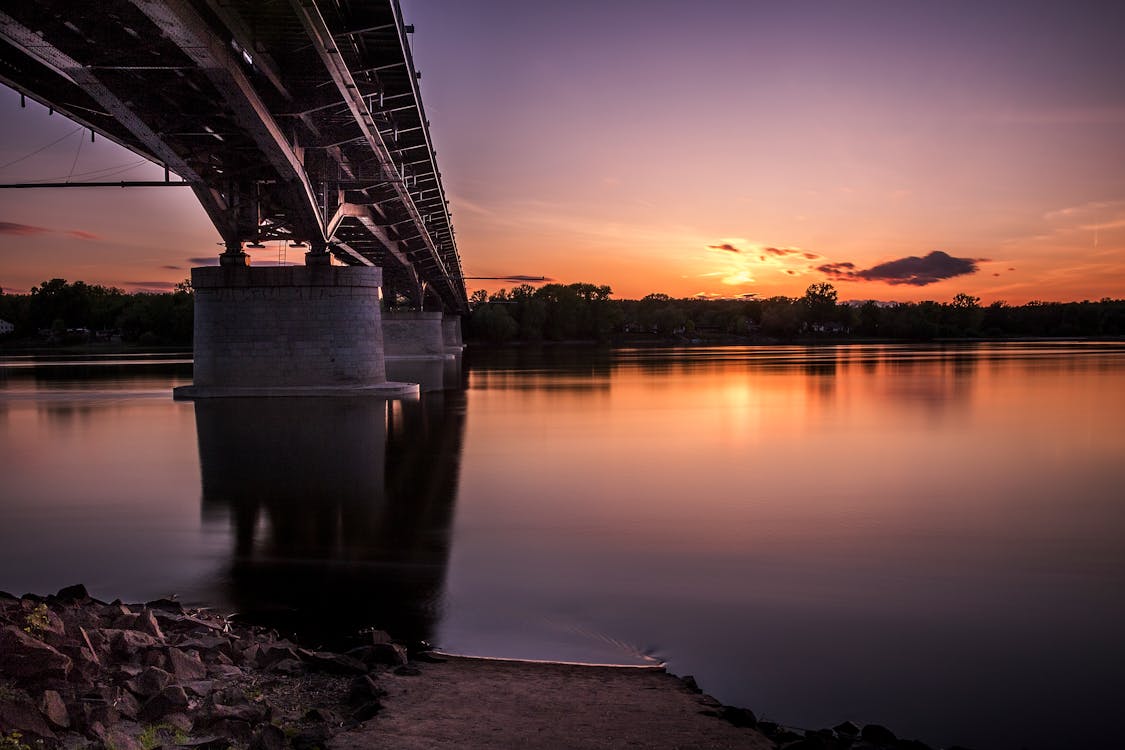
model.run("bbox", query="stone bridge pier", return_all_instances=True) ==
[173,265,462,399]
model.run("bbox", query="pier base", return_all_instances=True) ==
[382,310,450,359]
[174,265,417,399]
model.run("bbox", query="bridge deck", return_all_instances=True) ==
[0,0,466,311]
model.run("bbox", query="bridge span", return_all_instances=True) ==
[1,0,468,395]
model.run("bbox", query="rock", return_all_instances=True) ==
[834,721,860,738]
[369,642,409,666]
[114,689,141,720]
[106,628,161,659]
[95,723,144,750]
[177,635,235,658]
[39,689,70,729]
[368,629,392,645]
[679,674,702,693]
[266,658,304,676]
[393,665,421,676]
[125,666,173,698]
[211,701,266,724]
[250,723,287,750]
[862,724,898,745]
[256,644,300,669]
[139,685,189,721]
[113,613,141,630]
[161,712,193,733]
[144,598,185,614]
[298,649,367,675]
[291,725,330,750]
[54,584,89,602]
[719,706,757,728]
[138,609,165,642]
[176,736,230,750]
[304,707,342,724]
[348,674,385,705]
[0,698,58,741]
[208,664,245,679]
[184,680,215,698]
[168,646,207,681]
[0,625,73,679]
[351,701,381,722]
[206,719,253,744]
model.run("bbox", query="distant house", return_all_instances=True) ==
[0,318,14,336]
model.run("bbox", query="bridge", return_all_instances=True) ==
[0,0,468,395]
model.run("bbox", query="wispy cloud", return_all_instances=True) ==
[0,222,99,240]
[0,222,50,236]
[708,243,742,253]
[819,251,983,286]
[125,280,179,292]
[186,256,220,265]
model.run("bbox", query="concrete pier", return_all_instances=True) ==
[174,265,417,399]
[382,310,449,359]
[442,313,464,355]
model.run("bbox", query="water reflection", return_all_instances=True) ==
[195,361,466,647]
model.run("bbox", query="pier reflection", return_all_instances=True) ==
[195,358,466,647]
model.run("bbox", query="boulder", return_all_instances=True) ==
[38,690,70,729]
[369,642,409,667]
[862,724,898,745]
[125,666,173,698]
[139,685,189,722]
[348,674,385,706]
[0,698,58,741]
[0,625,73,680]
[105,628,161,660]
[54,584,89,603]
[250,723,287,750]
[137,609,165,642]
[168,647,207,681]
[298,649,367,675]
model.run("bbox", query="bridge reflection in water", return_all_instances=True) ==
[194,359,466,647]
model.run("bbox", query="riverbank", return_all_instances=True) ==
[0,587,955,750]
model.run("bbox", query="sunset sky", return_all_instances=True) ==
[1,0,1124,303]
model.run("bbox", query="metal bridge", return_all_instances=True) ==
[0,0,467,312]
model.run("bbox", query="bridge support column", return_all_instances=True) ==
[442,314,464,355]
[382,310,449,359]
[174,266,417,398]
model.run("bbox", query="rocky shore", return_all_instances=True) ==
[0,586,404,750]
[2,586,960,750]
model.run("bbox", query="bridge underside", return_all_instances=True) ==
[0,0,467,313]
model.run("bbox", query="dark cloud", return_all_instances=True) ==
[0,222,50,236]
[708,243,741,253]
[161,265,183,270]
[818,251,982,286]
[65,230,99,240]
[187,256,220,265]
[802,252,820,260]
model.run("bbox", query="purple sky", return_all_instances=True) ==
[2,0,1124,301]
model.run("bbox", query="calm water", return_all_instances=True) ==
[1,343,1123,749]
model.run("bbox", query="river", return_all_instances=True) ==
[1,342,1122,749]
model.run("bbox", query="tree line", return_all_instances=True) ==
[466,282,1125,343]
[0,278,193,346]
[3,278,1122,348]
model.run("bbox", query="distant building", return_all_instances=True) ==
[0,318,14,335]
